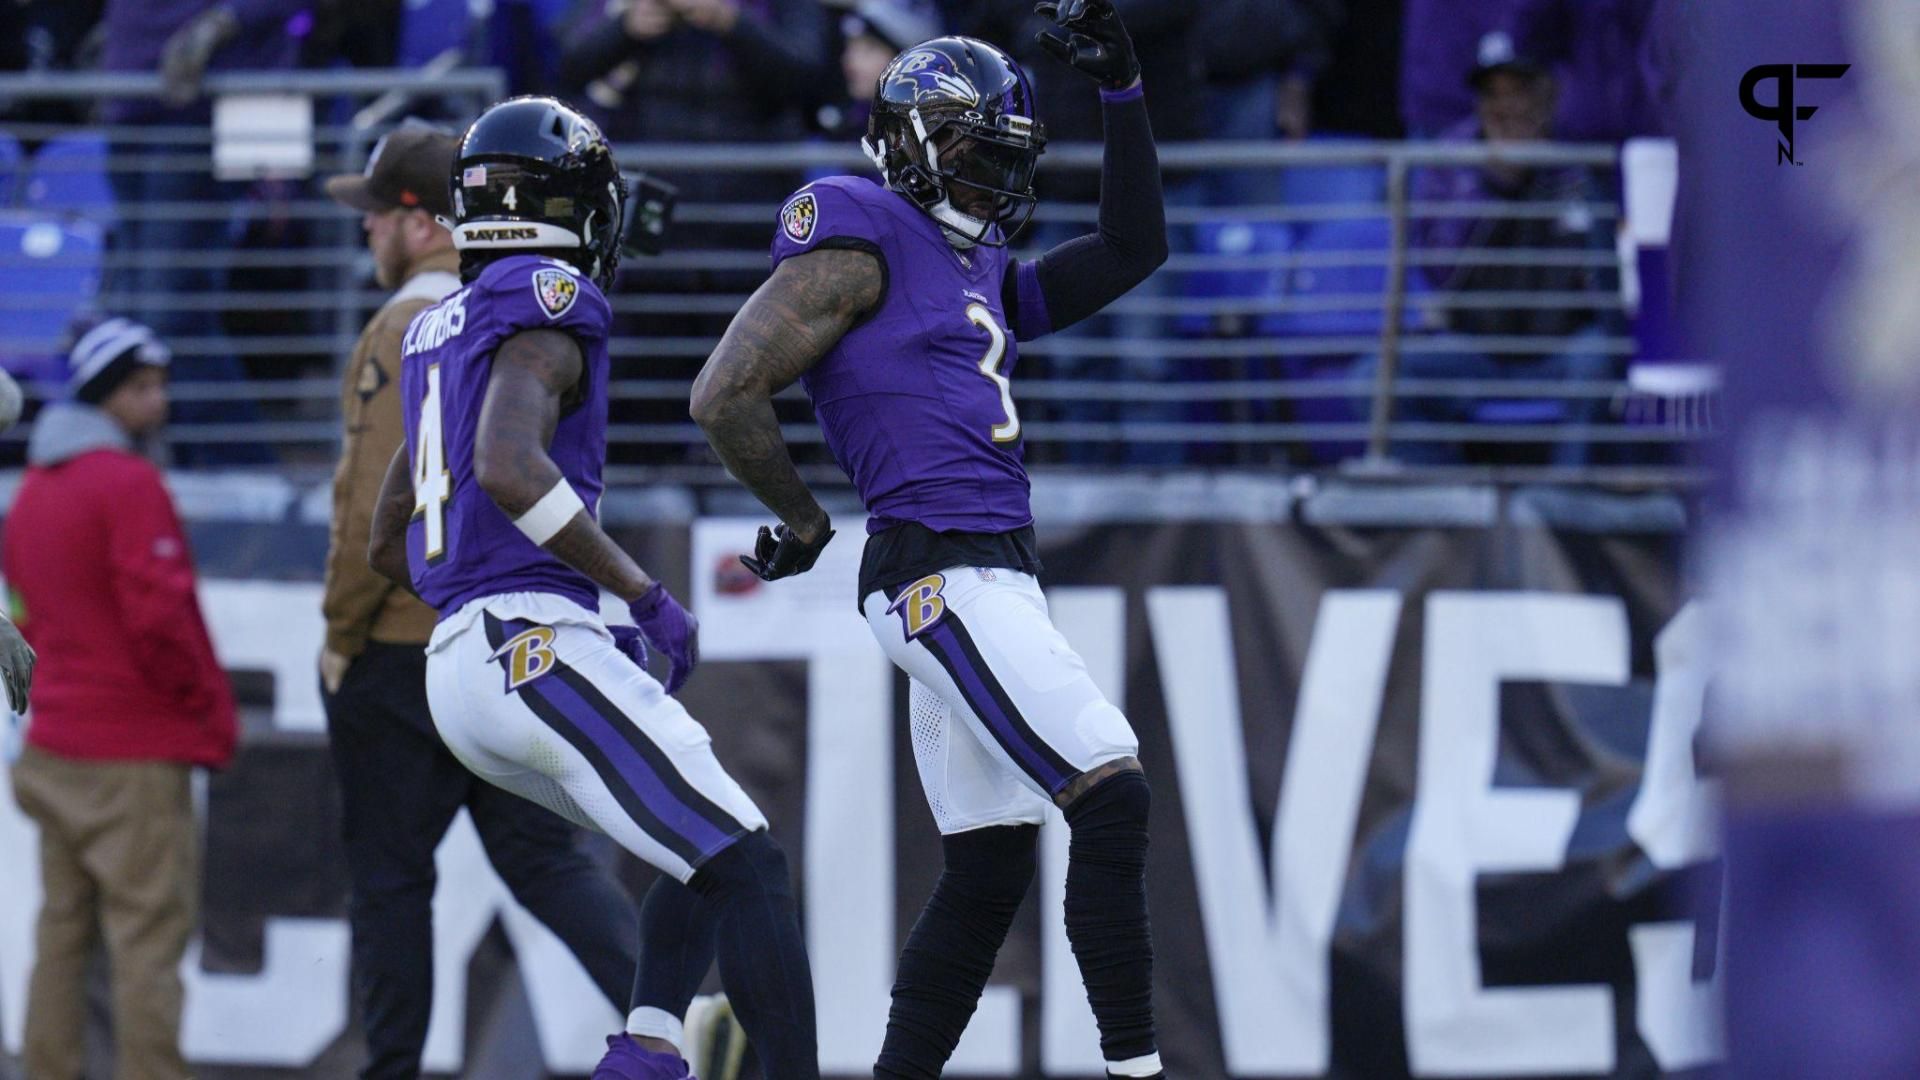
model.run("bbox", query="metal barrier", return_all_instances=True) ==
[0,68,1705,487]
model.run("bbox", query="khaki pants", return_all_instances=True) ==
[10,746,197,1080]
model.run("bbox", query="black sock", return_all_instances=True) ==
[1065,771,1158,1065]
[629,874,719,1042]
[875,824,1039,1079]
[688,830,819,1080]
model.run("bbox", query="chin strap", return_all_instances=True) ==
[929,201,986,249]
[860,132,890,178]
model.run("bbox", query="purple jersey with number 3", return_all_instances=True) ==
[399,254,611,617]
[771,176,1053,535]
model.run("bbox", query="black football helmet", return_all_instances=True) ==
[450,96,626,287]
[863,36,1046,248]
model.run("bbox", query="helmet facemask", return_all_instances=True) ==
[865,104,1044,249]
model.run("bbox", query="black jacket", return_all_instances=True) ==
[557,3,834,146]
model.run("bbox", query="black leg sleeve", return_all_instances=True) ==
[1064,771,1159,1066]
[689,830,820,1080]
[875,824,1040,1080]
[628,874,720,1035]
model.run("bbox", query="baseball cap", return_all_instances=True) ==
[1468,31,1548,89]
[325,125,458,217]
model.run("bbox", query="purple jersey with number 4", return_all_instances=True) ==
[771,176,1053,535]
[399,254,611,617]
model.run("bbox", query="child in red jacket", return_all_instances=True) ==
[4,317,235,1080]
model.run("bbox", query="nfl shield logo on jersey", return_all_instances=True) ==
[782,192,818,244]
[533,267,579,320]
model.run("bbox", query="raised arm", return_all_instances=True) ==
[690,246,882,578]
[1012,0,1169,337]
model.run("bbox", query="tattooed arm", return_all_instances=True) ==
[368,444,420,596]
[690,246,883,542]
[474,328,657,603]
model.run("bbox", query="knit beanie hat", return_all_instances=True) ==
[68,317,170,405]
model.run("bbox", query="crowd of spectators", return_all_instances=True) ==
[0,0,1678,470]
[1358,31,1623,465]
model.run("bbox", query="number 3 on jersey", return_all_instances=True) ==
[413,364,450,562]
[967,303,1019,443]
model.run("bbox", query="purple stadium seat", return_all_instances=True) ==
[1259,217,1425,340]
[1277,156,1386,209]
[23,132,116,226]
[1471,399,1568,424]
[400,0,472,67]
[0,213,105,385]
[0,131,23,207]
[1177,218,1292,338]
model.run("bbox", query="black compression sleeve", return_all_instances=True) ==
[1028,85,1169,333]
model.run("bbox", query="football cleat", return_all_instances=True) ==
[591,1034,694,1080]
[683,993,748,1080]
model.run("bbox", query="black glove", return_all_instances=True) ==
[1035,0,1141,91]
[739,521,835,582]
[160,5,240,107]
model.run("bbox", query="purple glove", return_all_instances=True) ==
[629,583,699,694]
[609,625,648,670]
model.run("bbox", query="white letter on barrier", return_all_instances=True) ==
[413,810,621,1074]
[1405,592,1627,1076]
[1626,602,1724,1070]
[1150,586,1400,1073]
[1040,587,1126,1071]
[805,646,909,1071]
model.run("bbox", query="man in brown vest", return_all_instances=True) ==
[318,125,639,1079]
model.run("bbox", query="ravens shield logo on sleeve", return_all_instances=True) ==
[533,266,579,319]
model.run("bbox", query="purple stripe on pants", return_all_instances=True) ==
[924,621,1068,791]
[526,672,736,858]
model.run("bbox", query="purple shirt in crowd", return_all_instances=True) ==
[770,176,1051,537]
[1399,0,1524,137]
[401,255,611,618]
[1510,0,1664,142]
[1401,0,1665,143]
[99,0,306,123]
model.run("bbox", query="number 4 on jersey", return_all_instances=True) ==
[413,364,450,562]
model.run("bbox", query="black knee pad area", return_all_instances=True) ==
[1065,769,1151,835]
[693,828,792,898]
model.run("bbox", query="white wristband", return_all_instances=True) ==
[513,479,587,546]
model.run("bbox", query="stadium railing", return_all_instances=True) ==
[0,68,1707,490]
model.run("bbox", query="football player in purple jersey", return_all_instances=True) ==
[692,3,1169,1077]
[367,97,817,1079]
